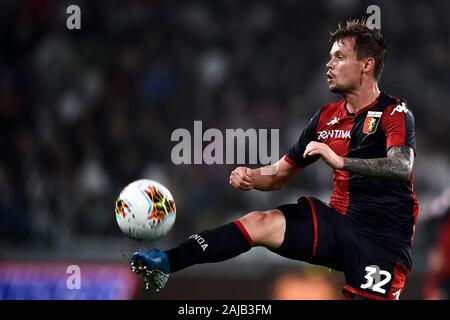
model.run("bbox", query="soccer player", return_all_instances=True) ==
[131,20,419,300]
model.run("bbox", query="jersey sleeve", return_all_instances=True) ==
[380,102,416,152]
[284,111,320,167]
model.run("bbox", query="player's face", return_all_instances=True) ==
[326,37,363,94]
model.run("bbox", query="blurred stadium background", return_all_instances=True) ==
[0,0,449,300]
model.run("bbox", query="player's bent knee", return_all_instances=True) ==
[239,211,265,237]
[238,210,286,248]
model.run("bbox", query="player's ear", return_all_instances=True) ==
[362,57,375,75]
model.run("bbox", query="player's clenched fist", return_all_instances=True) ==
[229,167,254,191]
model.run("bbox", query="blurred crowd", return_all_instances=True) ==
[0,0,449,274]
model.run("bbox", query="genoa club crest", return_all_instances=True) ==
[363,111,382,134]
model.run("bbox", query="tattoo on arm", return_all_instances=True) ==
[343,146,414,181]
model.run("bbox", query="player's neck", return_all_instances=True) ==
[344,83,381,114]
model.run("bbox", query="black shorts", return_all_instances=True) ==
[274,196,411,300]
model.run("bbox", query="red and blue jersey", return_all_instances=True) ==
[285,92,419,248]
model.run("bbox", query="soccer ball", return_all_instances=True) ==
[115,179,176,242]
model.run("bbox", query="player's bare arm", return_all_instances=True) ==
[304,141,414,181]
[229,158,302,191]
[342,146,414,181]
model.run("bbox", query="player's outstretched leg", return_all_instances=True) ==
[130,209,286,291]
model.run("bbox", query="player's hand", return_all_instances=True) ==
[303,142,344,170]
[229,167,254,191]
